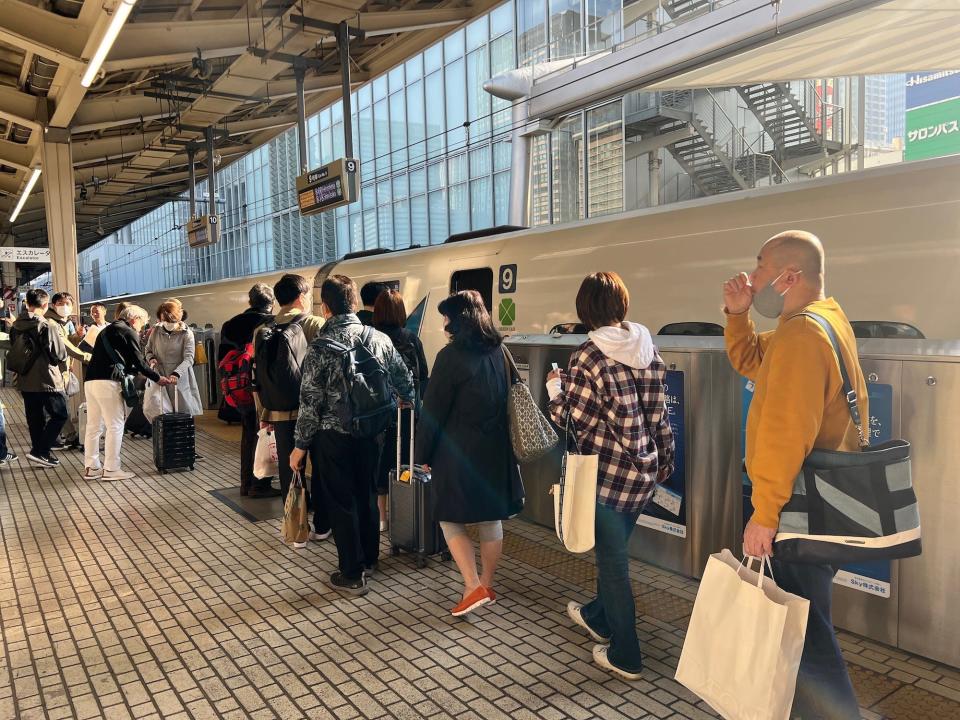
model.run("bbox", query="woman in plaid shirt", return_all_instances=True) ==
[546,272,675,681]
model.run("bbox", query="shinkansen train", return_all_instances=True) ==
[87,155,960,366]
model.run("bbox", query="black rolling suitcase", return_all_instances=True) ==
[153,393,195,473]
[389,406,449,568]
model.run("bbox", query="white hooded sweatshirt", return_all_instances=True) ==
[547,321,655,399]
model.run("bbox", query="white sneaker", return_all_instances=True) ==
[310,530,331,541]
[567,601,611,643]
[592,645,643,681]
[379,520,388,532]
[102,469,135,481]
[82,467,103,481]
[293,540,308,549]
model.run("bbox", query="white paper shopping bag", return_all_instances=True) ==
[675,550,809,720]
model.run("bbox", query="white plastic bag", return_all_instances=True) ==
[143,380,172,423]
[254,428,279,479]
[675,550,810,720]
[65,371,80,397]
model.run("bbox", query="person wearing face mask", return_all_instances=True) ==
[84,306,172,481]
[145,300,204,419]
[45,292,91,449]
[723,230,867,720]
[9,289,68,468]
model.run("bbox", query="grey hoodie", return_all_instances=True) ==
[10,312,68,393]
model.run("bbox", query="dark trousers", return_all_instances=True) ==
[22,391,68,457]
[313,429,378,580]
[771,559,860,720]
[0,404,8,458]
[238,405,260,492]
[275,420,329,534]
[581,502,644,673]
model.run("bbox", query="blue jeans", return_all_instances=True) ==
[580,503,644,672]
[770,559,860,720]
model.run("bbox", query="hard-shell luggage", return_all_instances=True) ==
[152,392,195,473]
[389,406,449,568]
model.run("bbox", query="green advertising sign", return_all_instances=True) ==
[905,96,960,161]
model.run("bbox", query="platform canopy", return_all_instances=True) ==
[0,0,501,260]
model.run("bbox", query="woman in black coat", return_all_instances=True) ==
[373,290,429,531]
[416,290,521,617]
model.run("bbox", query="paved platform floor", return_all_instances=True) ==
[1,389,958,720]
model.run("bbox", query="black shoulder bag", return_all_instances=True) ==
[773,312,921,564]
[99,329,140,408]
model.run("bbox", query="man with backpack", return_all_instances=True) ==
[289,275,413,595]
[253,275,328,542]
[8,289,69,468]
[219,283,277,498]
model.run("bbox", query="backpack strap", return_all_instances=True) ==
[800,311,867,448]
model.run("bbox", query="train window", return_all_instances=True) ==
[850,321,925,339]
[450,268,493,311]
[658,322,725,336]
[549,322,587,335]
[406,296,428,336]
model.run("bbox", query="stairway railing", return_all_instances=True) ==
[703,89,789,187]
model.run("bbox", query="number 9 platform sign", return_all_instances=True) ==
[637,370,687,538]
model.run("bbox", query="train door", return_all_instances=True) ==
[450,268,493,312]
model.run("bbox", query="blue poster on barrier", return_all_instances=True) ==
[638,370,686,537]
[834,383,894,598]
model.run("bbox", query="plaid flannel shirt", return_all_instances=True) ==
[548,340,675,513]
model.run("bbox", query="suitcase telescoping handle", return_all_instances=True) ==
[396,404,415,482]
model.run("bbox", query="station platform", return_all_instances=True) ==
[1,388,958,720]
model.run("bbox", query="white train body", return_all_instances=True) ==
[93,156,960,363]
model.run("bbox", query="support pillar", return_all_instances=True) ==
[205,127,217,215]
[648,154,661,207]
[41,128,79,303]
[338,22,354,157]
[295,68,309,173]
[508,100,530,227]
[857,76,866,171]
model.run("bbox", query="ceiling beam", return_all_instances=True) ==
[0,84,42,131]
[0,0,87,68]
[0,138,35,171]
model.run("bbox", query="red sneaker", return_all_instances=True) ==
[486,587,497,604]
[451,586,493,617]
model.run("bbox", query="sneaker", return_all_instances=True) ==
[487,587,497,605]
[363,562,379,577]
[50,440,66,450]
[326,571,369,596]
[592,644,643,681]
[379,519,388,532]
[82,467,104,481]
[567,601,611,643]
[451,586,493,617]
[27,453,59,468]
[101,469,135,481]
[310,530,332,541]
[0,453,19,466]
[292,540,308,549]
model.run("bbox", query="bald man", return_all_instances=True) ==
[723,230,867,719]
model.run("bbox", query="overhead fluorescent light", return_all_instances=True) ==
[81,0,138,88]
[9,168,42,223]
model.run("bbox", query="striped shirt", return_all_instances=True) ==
[548,340,675,513]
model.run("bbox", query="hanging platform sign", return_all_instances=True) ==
[296,158,359,216]
[0,247,50,263]
[186,214,220,249]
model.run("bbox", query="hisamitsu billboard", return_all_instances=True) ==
[905,71,960,161]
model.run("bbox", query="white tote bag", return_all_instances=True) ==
[676,550,809,720]
[142,380,172,423]
[254,429,279,479]
[551,417,598,553]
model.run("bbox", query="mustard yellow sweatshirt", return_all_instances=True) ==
[726,298,868,529]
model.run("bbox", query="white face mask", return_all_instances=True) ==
[161,321,178,331]
[55,305,71,318]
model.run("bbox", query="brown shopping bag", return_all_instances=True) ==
[675,550,809,720]
[281,471,310,545]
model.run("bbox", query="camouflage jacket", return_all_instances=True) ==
[294,313,414,447]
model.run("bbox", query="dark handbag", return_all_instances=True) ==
[773,312,921,564]
[99,330,139,408]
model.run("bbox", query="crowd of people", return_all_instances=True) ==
[0,230,868,712]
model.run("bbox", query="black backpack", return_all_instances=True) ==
[392,331,422,402]
[254,315,308,412]
[7,326,45,376]
[317,327,396,438]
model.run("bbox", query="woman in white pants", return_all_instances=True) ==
[83,306,172,481]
